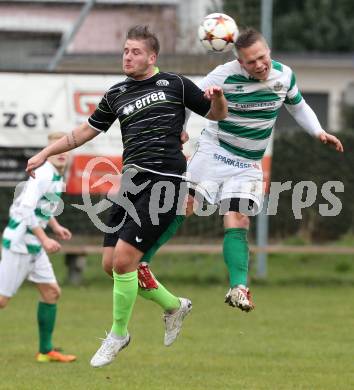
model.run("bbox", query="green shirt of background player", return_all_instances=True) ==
[136,28,343,313]
[0,132,76,363]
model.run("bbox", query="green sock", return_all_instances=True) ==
[111,270,138,337]
[138,282,180,311]
[37,302,57,354]
[223,228,249,288]
[141,215,185,263]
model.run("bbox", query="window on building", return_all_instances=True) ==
[0,31,62,70]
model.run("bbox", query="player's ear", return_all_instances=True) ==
[148,52,157,65]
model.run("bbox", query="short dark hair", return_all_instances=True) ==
[235,28,266,50]
[126,25,160,55]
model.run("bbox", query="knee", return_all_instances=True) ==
[102,260,113,277]
[43,285,61,303]
[102,257,113,276]
[185,195,195,217]
[0,296,9,309]
[113,245,141,274]
[114,259,132,275]
[237,215,250,229]
[224,212,250,229]
[102,248,114,277]
[49,285,61,302]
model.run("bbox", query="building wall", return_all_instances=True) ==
[177,0,223,53]
[0,2,353,131]
[0,3,177,54]
[289,66,354,131]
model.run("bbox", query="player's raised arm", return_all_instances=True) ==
[181,76,227,121]
[204,85,228,121]
[26,122,99,178]
[285,99,343,152]
[317,130,343,152]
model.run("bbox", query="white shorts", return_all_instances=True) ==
[0,248,57,298]
[187,134,264,216]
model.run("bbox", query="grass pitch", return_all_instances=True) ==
[1,252,354,390]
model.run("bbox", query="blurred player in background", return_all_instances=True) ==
[0,132,76,363]
[137,27,343,312]
[26,25,227,367]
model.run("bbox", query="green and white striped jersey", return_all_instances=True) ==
[2,162,64,254]
[198,59,302,160]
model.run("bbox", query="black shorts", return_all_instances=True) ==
[103,171,185,252]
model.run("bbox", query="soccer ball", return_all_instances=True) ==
[198,13,238,53]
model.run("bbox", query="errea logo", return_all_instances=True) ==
[136,92,166,109]
[122,91,167,116]
[123,104,135,115]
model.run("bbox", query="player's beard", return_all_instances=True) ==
[124,61,152,80]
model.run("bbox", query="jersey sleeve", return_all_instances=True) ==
[87,92,117,132]
[14,166,52,228]
[284,71,303,106]
[197,65,226,90]
[179,75,211,117]
[285,98,324,137]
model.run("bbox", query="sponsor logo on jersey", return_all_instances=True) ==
[123,104,135,115]
[156,79,169,86]
[213,153,253,168]
[233,101,276,109]
[273,81,283,91]
[252,162,261,169]
[235,85,244,92]
[118,85,127,93]
[122,91,167,115]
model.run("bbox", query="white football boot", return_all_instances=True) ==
[90,332,130,368]
[163,297,192,346]
[225,285,255,312]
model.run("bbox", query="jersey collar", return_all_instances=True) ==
[127,66,160,82]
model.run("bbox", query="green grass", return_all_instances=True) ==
[1,252,354,390]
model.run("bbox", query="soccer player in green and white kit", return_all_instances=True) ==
[0,132,76,363]
[136,28,343,314]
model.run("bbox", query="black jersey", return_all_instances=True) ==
[88,71,211,176]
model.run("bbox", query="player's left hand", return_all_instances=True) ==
[318,131,344,152]
[204,86,224,100]
[180,130,189,149]
[54,225,72,240]
[26,152,47,178]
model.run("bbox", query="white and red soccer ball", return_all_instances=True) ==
[198,13,238,53]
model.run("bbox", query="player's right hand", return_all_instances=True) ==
[318,131,344,152]
[204,85,224,100]
[180,130,189,149]
[43,238,61,254]
[26,152,47,178]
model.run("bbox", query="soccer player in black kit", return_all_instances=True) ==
[26,25,227,367]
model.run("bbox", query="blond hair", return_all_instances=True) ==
[127,25,160,55]
[47,131,66,143]
[235,28,267,51]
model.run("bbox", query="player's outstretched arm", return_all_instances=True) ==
[48,217,72,240]
[204,86,228,121]
[317,131,344,152]
[26,122,98,178]
[286,99,343,152]
[32,226,61,254]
